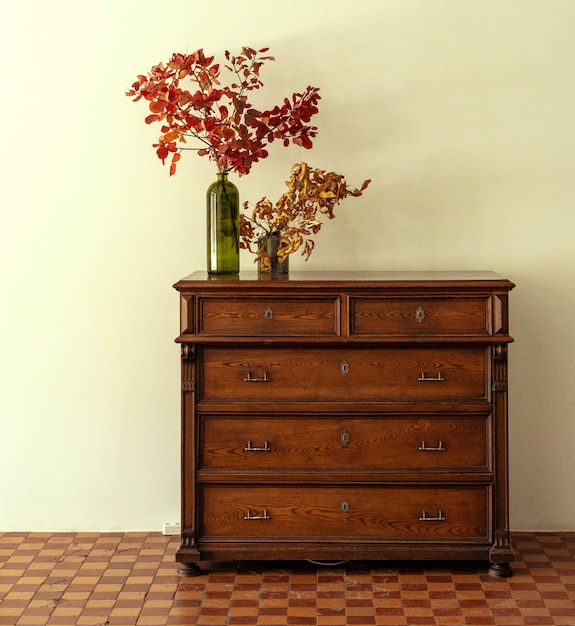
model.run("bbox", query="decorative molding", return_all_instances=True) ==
[492,344,508,392]
[493,529,511,548]
[181,343,196,392]
[180,533,196,548]
[181,343,196,361]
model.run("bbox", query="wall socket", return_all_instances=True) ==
[162,522,181,536]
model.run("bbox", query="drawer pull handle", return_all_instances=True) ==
[264,306,274,322]
[244,371,270,382]
[419,440,445,451]
[419,372,445,382]
[415,306,425,323]
[245,441,271,452]
[244,509,271,521]
[420,510,445,522]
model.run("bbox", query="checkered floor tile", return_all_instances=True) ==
[1,532,574,625]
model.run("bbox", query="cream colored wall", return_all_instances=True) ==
[1,0,574,531]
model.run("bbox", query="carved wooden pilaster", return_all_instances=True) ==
[181,343,196,392]
[179,342,198,572]
[490,342,514,575]
[492,344,508,392]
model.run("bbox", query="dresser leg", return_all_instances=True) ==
[177,562,203,576]
[488,562,513,578]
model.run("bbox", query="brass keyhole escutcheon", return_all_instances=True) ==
[264,306,274,322]
[415,306,425,324]
[340,360,349,376]
[340,429,350,448]
[340,499,350,514]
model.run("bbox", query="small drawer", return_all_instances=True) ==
[201,485,489,540]
[199,346,488,403]
[196,296,339,336]
[200,415,490,471]
[350,297,490,336]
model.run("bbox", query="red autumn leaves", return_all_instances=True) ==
[126,47,321,176]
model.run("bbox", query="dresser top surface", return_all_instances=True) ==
[175,271,514,291]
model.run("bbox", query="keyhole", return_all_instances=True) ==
[415,306,425,324]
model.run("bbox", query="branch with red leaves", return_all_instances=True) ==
[126,47,320,176]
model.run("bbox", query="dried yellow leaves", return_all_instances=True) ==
[240,162,371,263]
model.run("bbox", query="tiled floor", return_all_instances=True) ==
[0,532,574,625]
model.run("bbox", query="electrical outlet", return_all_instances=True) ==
[162,522,181,536]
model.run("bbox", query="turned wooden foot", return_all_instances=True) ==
[488,562,513,578]
[177,562,202,576]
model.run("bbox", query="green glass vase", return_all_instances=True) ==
[206,172,240,274]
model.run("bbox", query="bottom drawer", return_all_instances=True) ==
[201,485,489,541]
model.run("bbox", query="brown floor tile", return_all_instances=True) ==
[1,532,575,625]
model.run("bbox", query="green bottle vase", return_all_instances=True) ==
[206,172,240,274]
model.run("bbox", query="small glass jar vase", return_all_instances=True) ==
[257,232,289,275]
[206,172,239,274]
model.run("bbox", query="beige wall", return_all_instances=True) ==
[1,0,574,531]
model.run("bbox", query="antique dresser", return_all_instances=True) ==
[173,271,515,577]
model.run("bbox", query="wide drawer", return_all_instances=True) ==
[199,346,488,403]
[200,415,489,471]
[350,297,490,336]
[201,485,489,540]
[196,296,339,336]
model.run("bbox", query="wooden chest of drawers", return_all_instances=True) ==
[173,271,515,577]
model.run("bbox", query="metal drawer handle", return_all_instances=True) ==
[420,510,445,522]
[419,440,445,451]
[419,372,445,382]
[245,441,271,452]
[244,509,271,521]
[244,371,270,382]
